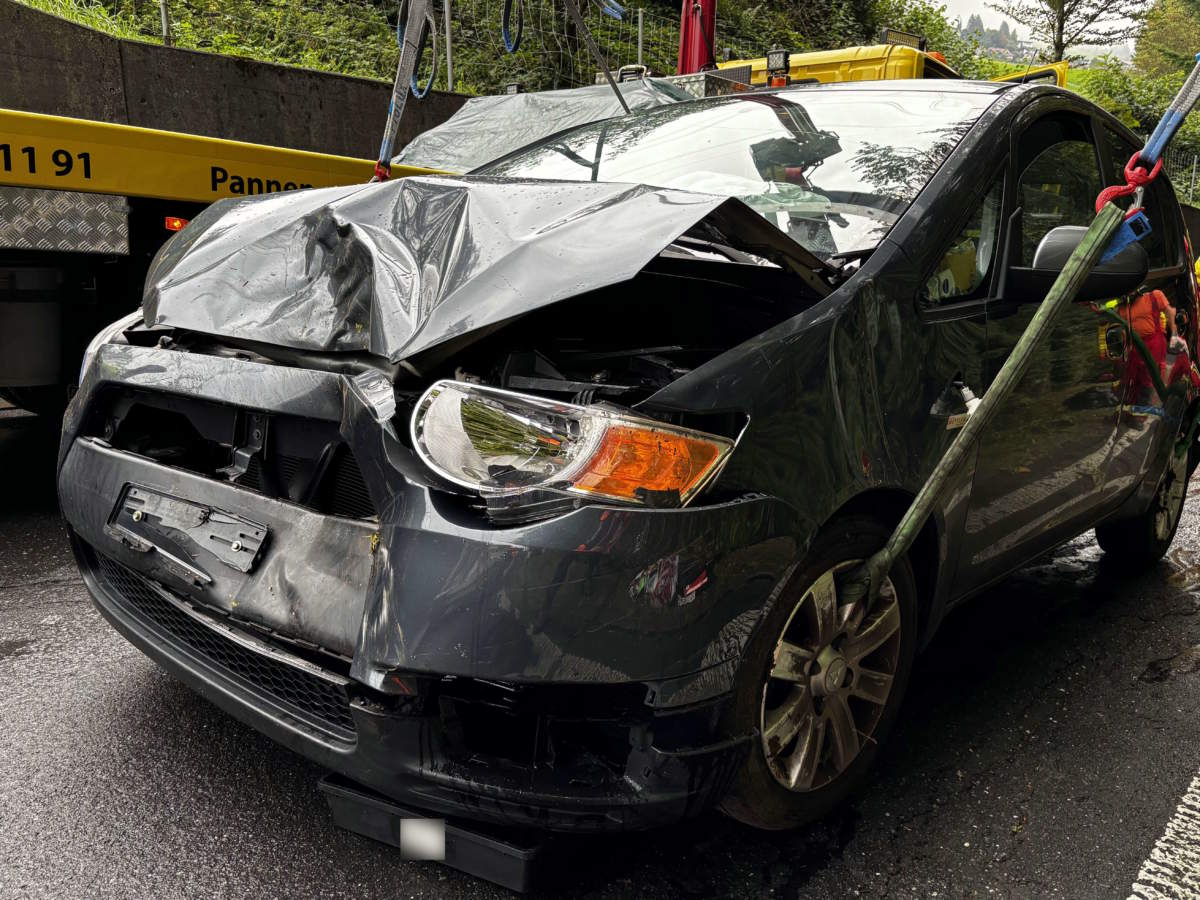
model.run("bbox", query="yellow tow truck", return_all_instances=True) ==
[0,108,434,414]
[718,31,1068,88]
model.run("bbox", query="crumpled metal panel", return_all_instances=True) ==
[0,186,128,254]
[142,176,739,363]
[60,438,376,659]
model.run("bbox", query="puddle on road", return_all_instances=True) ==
[0,638,33,661]
[1015,538,1105,580]
[1139,644,1200,683]
[1166,546,1200,593]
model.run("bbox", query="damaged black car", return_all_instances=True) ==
[60,81,1199,833]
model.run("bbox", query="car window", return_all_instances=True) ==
[923,178,1003,305]
[1102,127,1178,269]
[479,89,998,260]
[1017,137,1102,265]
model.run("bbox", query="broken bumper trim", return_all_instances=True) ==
[74,532,750,832]
[90,549,358,741]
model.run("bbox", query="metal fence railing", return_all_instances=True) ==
[1162,145,1200,204]
[122,0,763,94]
[432,0,760,91]
[29,0,782,96]
[38,0,768,94]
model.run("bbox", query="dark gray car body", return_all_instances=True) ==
[59,81,1200,831]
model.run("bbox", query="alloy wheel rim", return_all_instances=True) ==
[759,561,901,793]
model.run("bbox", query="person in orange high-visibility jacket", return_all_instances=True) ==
[1121,287,1177,403]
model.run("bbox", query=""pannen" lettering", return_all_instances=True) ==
[211,166,312,195]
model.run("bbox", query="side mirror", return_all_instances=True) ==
[1005,224,1150,304]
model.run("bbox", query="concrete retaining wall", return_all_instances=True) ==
[0,1,466,158]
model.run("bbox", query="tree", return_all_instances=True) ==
[874,0,988,77]
[986,0,1144,61]
[25,0,989,95]
[1075,55,1200,158]
[1134,0,1200,77]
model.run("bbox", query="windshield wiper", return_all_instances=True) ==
[826,246,875,282]
[669,235,777,267]
[547,143,595,170]
[827,247,875,262]
[547,121,610,181]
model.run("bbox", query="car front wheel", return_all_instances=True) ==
[719,516,919,831]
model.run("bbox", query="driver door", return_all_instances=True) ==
[953,109,1123,595]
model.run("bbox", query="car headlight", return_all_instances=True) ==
[79,310,143,384]
[411,380,734,507]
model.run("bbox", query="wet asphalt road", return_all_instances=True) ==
[4,406,1200,899]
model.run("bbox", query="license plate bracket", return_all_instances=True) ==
[106,485,268,581]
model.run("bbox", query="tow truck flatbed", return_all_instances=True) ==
[717,44,1068,88]
[0,107,439,415]
[0,107,434,201]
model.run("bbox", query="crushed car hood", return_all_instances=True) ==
[142,175,775,363]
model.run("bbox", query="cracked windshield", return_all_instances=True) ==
[480,89,996,260]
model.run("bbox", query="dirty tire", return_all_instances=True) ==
[718,516,918,831]
[1096,451,1190,570]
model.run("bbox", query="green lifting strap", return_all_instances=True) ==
[838,201,1127,610]
[838,54,1200,608]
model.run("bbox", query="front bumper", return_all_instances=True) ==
[74,537,749,831]
[60,343,799,830]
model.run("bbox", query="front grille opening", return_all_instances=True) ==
[317,450,376,519]
[443,696,541,766]
[92,388,378,520]
[546,720,635,778]
[436,680,648,781]
[92,550,357,741]
[276,454,302,494]
[442,698,636,785]
[239,454,266,492]
[110,403,227,473]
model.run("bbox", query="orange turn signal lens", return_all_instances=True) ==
[164,216,189,232]
[571,425,727,504]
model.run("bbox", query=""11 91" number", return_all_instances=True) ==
[0,144,92,179]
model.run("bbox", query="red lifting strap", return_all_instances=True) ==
[1095,150,1163,215]
[374,161,392,181]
